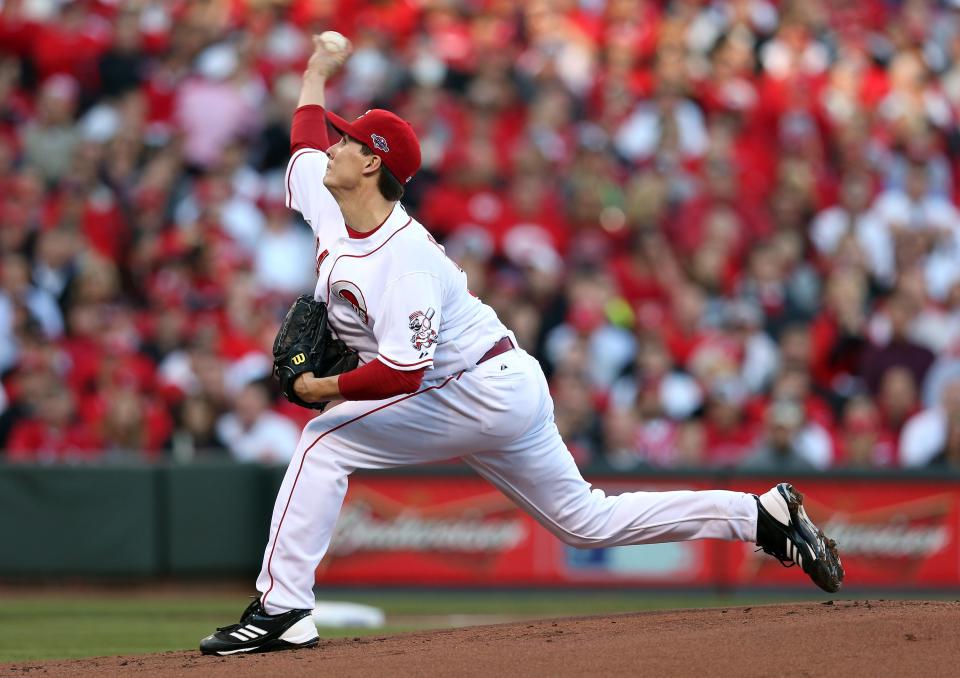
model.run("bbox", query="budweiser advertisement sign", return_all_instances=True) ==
[317,477,542,585]
[329,501,528,556]
[316,474,960,588]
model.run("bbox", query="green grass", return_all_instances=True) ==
[0,590,924,663]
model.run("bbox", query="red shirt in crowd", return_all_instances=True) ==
[809,310,867,392]
[702,419,760,467]
[6,420,102,464]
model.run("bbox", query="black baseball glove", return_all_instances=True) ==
[272,294,359,410]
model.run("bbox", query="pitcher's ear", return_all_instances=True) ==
[361,152,382,177]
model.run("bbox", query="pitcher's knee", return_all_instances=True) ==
[554,525,614,549]
[549,492,621,548]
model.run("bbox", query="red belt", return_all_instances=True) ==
[477,336,515,365]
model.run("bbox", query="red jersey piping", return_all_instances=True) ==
[285,149,322,210]
[378,354,433,369]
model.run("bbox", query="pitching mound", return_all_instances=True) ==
[5,600,957,677]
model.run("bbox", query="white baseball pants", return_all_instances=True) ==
[256,349,758,613]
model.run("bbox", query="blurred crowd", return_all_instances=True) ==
[2,0,960,470]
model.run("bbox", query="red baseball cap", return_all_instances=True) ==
[326,109,421,184]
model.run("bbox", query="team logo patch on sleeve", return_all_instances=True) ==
[409,308,438,350]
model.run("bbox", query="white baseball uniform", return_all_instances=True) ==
[257,147,759,613]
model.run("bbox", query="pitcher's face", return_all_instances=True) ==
[323,136,370,192]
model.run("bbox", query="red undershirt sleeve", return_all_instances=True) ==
[337,360,426,401]
[290,104,332,153]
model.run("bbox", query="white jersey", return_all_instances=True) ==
[285,147,509,379]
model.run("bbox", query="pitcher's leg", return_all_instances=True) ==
[256,416,352,613]
[464,421,757,548]
[256,373,490,613]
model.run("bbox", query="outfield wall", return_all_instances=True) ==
[1,463,958,590]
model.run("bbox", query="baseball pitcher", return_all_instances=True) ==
[200,35,843,656]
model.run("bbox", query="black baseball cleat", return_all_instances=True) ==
[199,598,319,656]
[755,483,844,593]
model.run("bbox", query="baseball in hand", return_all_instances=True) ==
[316,31,351,56]
[308,31,352,78]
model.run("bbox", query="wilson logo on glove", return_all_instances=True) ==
[273,294,359,411]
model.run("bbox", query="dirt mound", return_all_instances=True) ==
[4,600,956,677]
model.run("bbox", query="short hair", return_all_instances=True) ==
[355,139,405,201]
